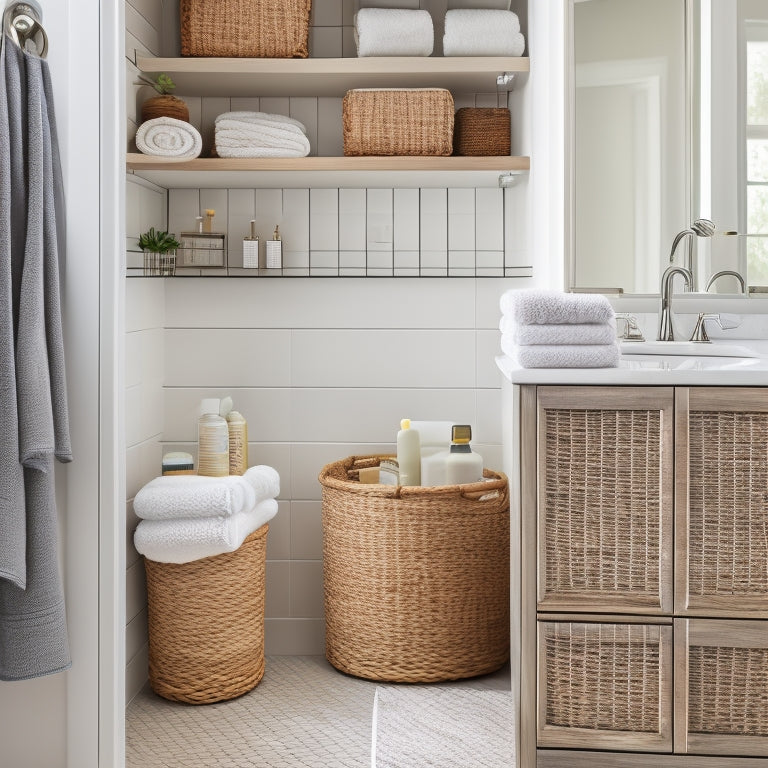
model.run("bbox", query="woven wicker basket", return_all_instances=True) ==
[319,455,510,683]
[144,525,268,704]
[453,107,511,156]
[180,0,311,58]
[342,89,454,157]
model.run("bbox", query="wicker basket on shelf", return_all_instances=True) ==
[143,525,268,704]
[453,107,511,156]
[180,0,311,58]
[319,455,510,683]
[342,88,454,157]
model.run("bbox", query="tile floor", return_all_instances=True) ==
[126,655,511,768]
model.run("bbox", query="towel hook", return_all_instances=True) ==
[4,1,47,58]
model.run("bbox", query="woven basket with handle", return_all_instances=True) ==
[144,525,268,704]
[319,455,510,683]
[180,0,311,58]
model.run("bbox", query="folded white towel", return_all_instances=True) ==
[500,320,617,349]
[500,289,615,326]
[507,343,620,369]
[134,498,278,564]
[135,117,202,158]
[134,465,280,521]
[354,9,434,57]
[214,111,310,158]
[443,9,525,57]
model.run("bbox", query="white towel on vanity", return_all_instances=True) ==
[508,343,620,369]
[135,116,202,158]
[499,289,615,326]
[500,322,617,354]
[443,9,525,57]
[354,9,434,57]
[134,498,278,564]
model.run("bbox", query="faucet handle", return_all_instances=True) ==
[689,313,722,343]
[615,313,646,341]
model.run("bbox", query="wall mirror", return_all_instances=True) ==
[568,0,768,296]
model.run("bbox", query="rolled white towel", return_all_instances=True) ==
[134,498,278,564]
[354,9,434,57]
[499,319,617,348]
[500,289,615,326]
[134,464,280,521]
[507,343,620,369]
[135,116,202,158]
[443,9,525,57]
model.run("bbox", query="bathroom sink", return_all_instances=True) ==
[620,340,761,358]
[620,355,764,372]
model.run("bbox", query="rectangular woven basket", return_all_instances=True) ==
[453,108,511,156]
[143,525,268,704]
[342,89,454,157]
[180,0,311,58]
[319,455,509,683]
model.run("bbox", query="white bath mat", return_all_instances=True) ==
[371,686,515,767]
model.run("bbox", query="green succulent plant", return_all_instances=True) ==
[138,72,177,95]
[138,228,180,254]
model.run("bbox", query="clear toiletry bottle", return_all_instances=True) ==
[444,424,483,485]
[226,410,248,476]
[197,398,229,477]
[396,418,421,486]
[243,220,259,269]
[266,225,282,269]
[203,209,215,233]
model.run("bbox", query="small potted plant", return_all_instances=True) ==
[138,227,180,276]
[139,73,190,124]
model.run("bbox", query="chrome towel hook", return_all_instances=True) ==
[4,1,48,58]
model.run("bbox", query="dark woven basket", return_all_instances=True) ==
[180,0,311,58]
[144,525,268,704]
[319,455,510,683]
[453,108,511,156]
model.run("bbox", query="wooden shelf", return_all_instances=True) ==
[126,153,530,189]
[135,55,529,98]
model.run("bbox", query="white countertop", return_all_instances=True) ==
[496,340,768,386]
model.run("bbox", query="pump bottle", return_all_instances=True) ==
[396,418,421,486]
[444,424,483,485]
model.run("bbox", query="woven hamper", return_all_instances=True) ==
[180,0,311,58]
[453,107,511,156]
[319,455,510,683]
[144,525,268,704]
[342,89,454,157]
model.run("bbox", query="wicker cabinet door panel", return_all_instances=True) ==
[537,387,674,613]
[537,620,673,752]
[675,619,768,756]
[677,389,768,616]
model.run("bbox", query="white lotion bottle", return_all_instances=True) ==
[197,398,229,477]
[396,418,421,486]
[444,424,483,485]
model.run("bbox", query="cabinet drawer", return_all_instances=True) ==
[676,390,768,616]
[537,387,673,613]
[538,620,673,752]
[675,619,768,756]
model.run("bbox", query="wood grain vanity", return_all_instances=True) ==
[503,379,768,767]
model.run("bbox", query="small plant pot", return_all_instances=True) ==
[141,95,189,124]
[143,250,177,277]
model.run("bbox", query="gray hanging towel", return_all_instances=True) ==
[0,35,73,680]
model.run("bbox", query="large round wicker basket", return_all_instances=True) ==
[319,456,510,683]
[143,525,268,704]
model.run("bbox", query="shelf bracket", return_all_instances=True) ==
[498,171,525,188]
[496,72,516,88]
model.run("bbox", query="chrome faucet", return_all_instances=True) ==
[667,218,716,289]
[658,265,693,341]
[705,269,746,294]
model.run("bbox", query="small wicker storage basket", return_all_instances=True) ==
[342,89,454,157]
[179,0,311,58]
[319,455,510,683]
[144,525,268,704]
[453,108,511,156]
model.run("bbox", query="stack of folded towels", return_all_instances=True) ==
[443,9,525,57]
[135,116,203,159]
[499,289,620,369]
[214,112,310,158]
[354,8,434,57]
[133,465,280,564]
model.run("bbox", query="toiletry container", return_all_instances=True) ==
[266,225,282,269]
[396,418,421,486]
[197,398,229,477]
[243,220,259,269]
[203,209,215,233]
[445,424,483,485]
[414,420,454,486]
[227,410,248,476]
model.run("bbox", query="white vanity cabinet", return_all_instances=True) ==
[517,384,768,768]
